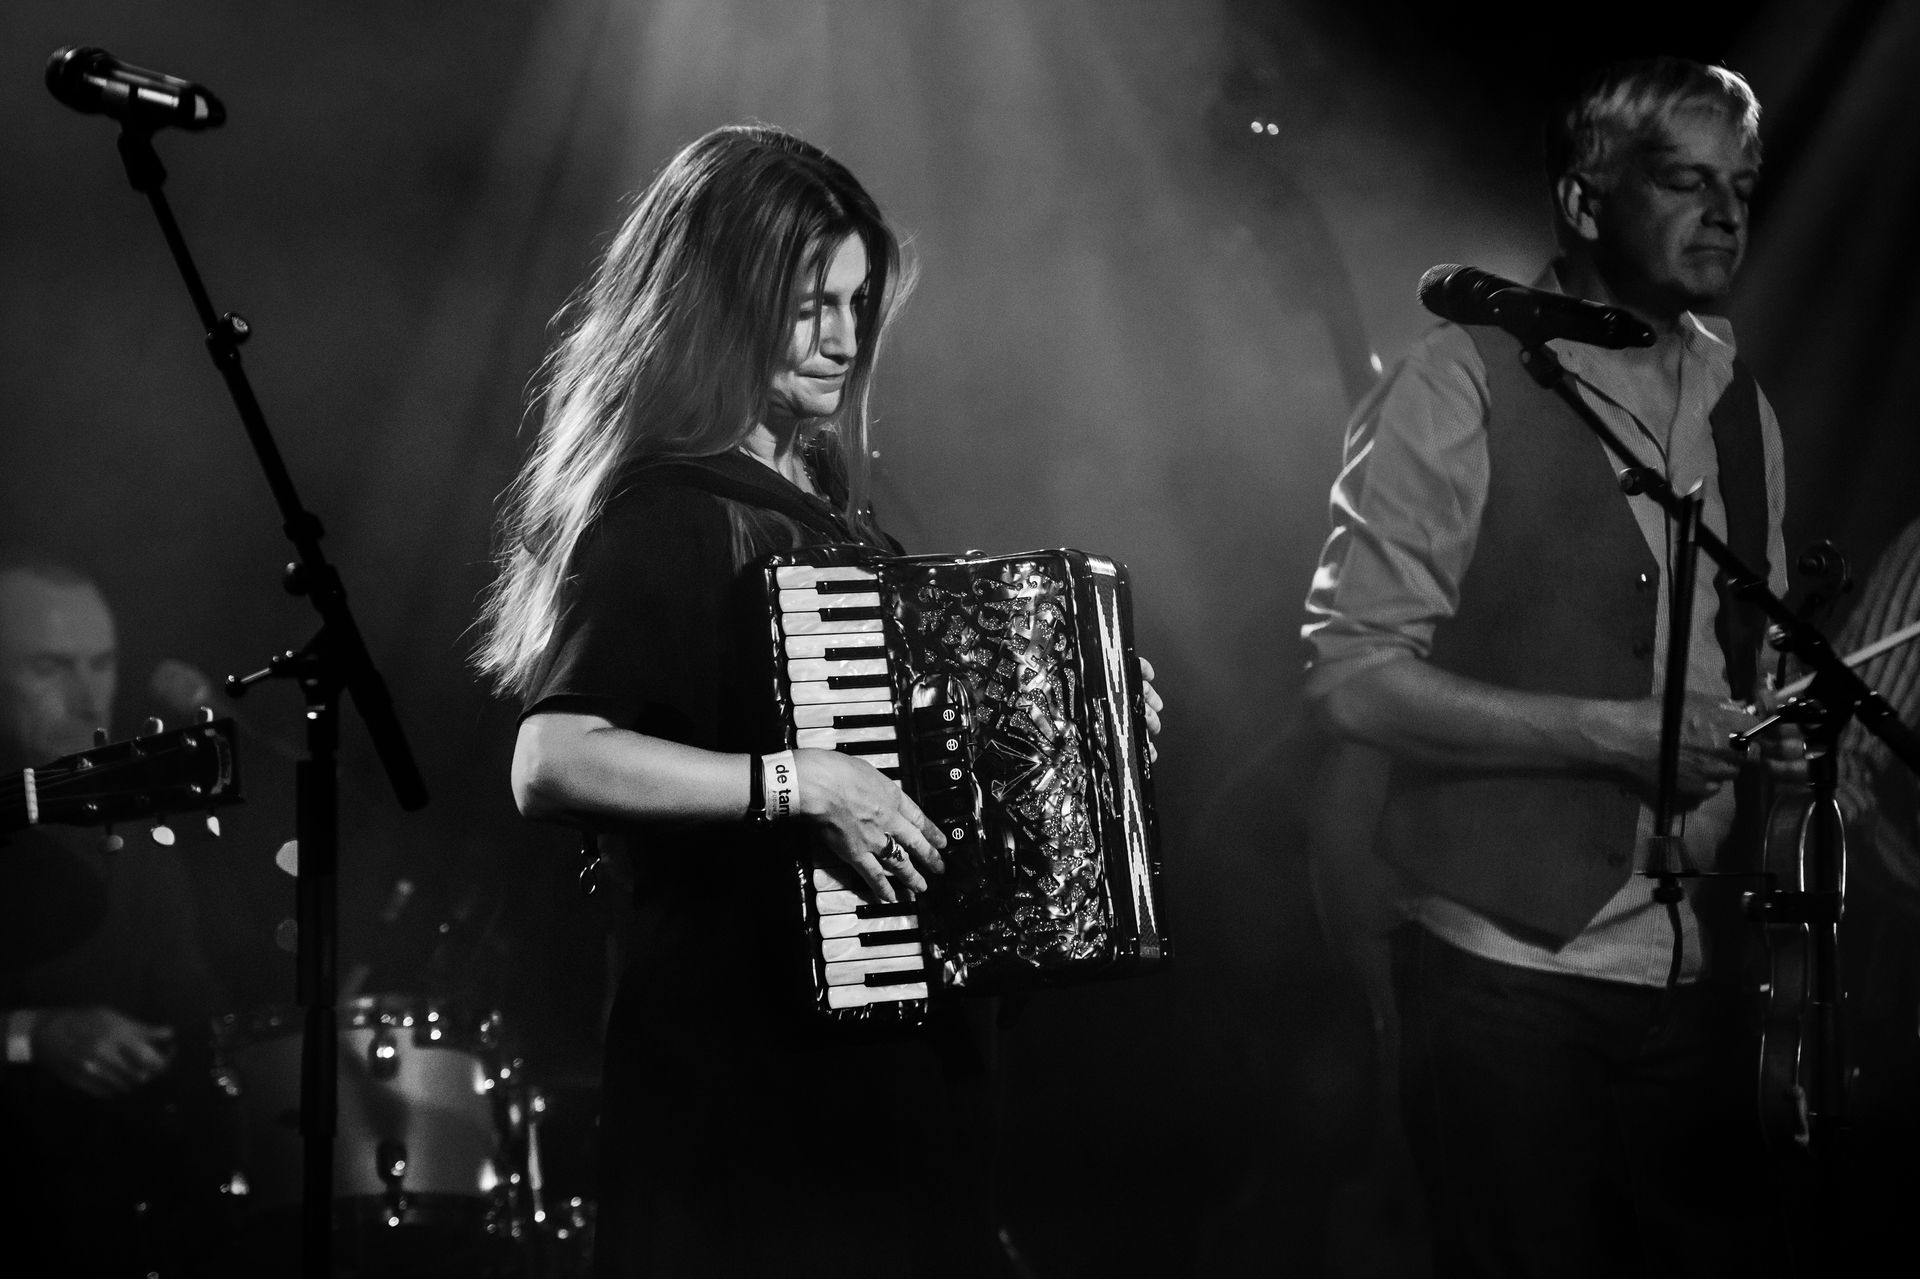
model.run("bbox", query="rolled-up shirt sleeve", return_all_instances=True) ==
[1302,324,1492,700]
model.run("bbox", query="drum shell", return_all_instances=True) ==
[211,995,516,1211]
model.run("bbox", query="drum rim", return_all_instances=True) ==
[213,992,504,1051]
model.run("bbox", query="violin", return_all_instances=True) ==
[1750,542,1853,1152]
[1752,736,1844,1151]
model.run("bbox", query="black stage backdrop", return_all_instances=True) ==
[2,2,1916,1274]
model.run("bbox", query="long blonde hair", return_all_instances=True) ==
[476,125,908,697]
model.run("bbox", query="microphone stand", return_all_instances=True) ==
[106,124,430,1279]
[1511,337,1920,1178]
[1644,487,1702,989]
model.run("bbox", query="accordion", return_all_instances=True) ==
[758,545,1170,1027]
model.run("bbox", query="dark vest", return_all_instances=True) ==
[1378,325,1770,945]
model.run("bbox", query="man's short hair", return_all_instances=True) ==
[1547,56,1762,191]
[0,548,96,593]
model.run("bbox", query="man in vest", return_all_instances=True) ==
[1303,58,1798,1276]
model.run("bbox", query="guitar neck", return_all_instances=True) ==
[2,720,241,842]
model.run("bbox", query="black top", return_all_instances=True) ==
[524,479,748,741]
[521,452,881,904]
[524,449,876,732]
[517,455,988,1276]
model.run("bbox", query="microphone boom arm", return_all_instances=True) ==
[1514,339,1920,774]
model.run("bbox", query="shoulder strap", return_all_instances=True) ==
[622,453,858,543]
[1709,356,1769,700]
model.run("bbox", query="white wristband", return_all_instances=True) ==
[762,750,797,821]
[5,1009,38,1064]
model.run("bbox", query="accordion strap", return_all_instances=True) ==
[623,453,860,543]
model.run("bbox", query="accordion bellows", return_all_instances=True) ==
[760,545,1171,1028]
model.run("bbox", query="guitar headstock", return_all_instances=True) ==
[8,717,241,841]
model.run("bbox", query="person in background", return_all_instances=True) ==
[1824,514,1920,1261]
[0,549,225,1277]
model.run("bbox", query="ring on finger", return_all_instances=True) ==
[877,835,909,867]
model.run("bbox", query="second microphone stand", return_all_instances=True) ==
[109,124,429,1279]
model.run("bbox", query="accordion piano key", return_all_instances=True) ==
[822,954,929,986]
[786,656,890,682]
[795,723,897,749]
[821,935,924,962]
[817,909,921,940]
[811,864,862,893]
[826,981,930,1010]
[783,632,886,658]
[790,682,889,705]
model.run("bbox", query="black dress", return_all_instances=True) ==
[522,454,1003,1278]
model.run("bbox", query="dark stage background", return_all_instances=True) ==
[3,2,1917,1274]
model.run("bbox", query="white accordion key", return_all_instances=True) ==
[817,910,921,939]
[795,724,896,749]
[778,613,883,636]
[774,565,878,588]
[821,935,923,962]
[783,632,885,659]
[790,682,890,706]
[812,864,860,893]
[827,981,928,1009]
[819,888,908,915]
[815,888,864,915]
[778,588,880,613]
[793,700,896,729]
[823,954,926,986]
[786,656,889,682]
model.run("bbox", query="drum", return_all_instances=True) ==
[208,994,532,1274]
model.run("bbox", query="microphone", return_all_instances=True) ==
[149,657,222,713]
[46,46,225,132]
[1418,264,1656,350]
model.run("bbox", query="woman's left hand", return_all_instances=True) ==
[1141,657,1164,762]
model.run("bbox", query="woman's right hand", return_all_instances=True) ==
[791,748,946,903]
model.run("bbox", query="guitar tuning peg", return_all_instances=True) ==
[100,827,126,854]
[93,727,109,747]
[195,706,215,725]
[204,813,222,838]
[141,716,165,736]
[149,821,177,847]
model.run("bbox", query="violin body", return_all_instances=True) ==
[1752,764,1848,1152]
